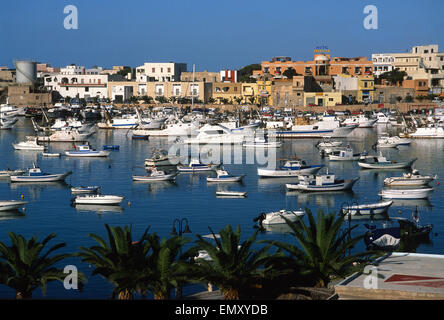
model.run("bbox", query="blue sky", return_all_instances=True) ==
[0,0,443,71]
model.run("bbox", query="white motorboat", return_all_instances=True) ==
[215,191,247,197]
[144,149,179,167]
[341,200,393,216]
[408,126,444,139]
[133,121,199,137]
[328,146,365,161]
[276,116,358,138]
[132,167,178,181]
[182,124,245,144]
[254,209,305,226]
[286,172,359,192]
[242,136,282,148]
[315,136,343,148]
[71,186,101,194]
[10,164,72,183]
[376,136,400,148]
[0,116,18,130]
[358,154,417,169]
[383,170,437,187]
[376,112,390,124]
[73,195,124,205]
[379,188,434,199]
[35,128,92,142]
[390,136,411,146]
[343,114,377,128]
[177,159,219,172]
[13,138,46,151]
[65,144,111,157]
[0,200,28,212]
[206,169,245,183]
[257,159,324,178]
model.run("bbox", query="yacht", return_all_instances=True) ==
[35,128,92,142]
[343,114,377,128]
[182,124,245,144]
[133,121,199,138]
[376,112,390,124]
[13,137,46,151]
[408,126,444,139]
[257,159,324,177]
[276,116,358,138]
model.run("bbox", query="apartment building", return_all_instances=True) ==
[135,62,187,82]
[44,74,109,99]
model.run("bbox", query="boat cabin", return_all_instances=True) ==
[282,160,307,169]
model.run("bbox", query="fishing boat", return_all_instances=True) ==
[206,169,245,183]
[0,200,28,212]
[253,209,305,226]
[10,164,72,183]
[71,186,101,194]
[257,159,324,178]
[379,187,434,199]
[242,136,282,148]
[328,146,366,161]
[144,149,179,167]
[132,167,178,181]
[341,200,393,216]
[364,216,433,251]
[383,170,437,187]
[73,195,124,205]
[12,138,46,151]
[215,191,247,197]
[285,172,359,192]
[65,144,111,157]
[315,136,343,148]
[177,158,219,172]
[358,154,417,169]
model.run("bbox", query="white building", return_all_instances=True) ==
[44,74,109,99]
[135,62,187,82]
[372,54,395,77]
[333,74,358,91]
[60,65,85,75]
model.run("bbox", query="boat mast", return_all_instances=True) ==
[191,64,195,110]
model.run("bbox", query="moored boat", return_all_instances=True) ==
[71,186,101,194]
[73,195,124,205]
[358,154,417,169]
[215,191,247,197]
[378,187,434,199]
[65,144,111,157]
[10,164,72,183]
[177,159,219,172]
[341,200,393,216]
[132,167,178,181]
[206,169,245,183]
[0,200,28,212]
[13,138,46,151]
[257,159,324,178]
[328,146,365,161]
[286,172,359,192]
[253,209,305,226]
[384,170,437,187]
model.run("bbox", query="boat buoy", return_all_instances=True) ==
[128,201,131,207]
[21,195,24,200]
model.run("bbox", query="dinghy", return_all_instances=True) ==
[341,200,393,216]
[383,170,437,187]
[254,209,305,226]
[215,191,247,197]
[358,154,417,169]
[42,152,61,157]
[379,188,434,199]
[207,169,245,183]
[132,167,178,181]
[73,195,124,205]
[0,200,28,212]
[257,159,324,178]
[71,186,101,194]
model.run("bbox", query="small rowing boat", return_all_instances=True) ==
[0,200,28,212]
[379,187,434,199]
[215,191,247,197]
[73,195,124,205]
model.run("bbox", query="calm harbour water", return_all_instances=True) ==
[0,117,443,299]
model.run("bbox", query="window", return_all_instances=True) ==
[85,87,89,92]
[152,68,155,73]
[168,68,171,73]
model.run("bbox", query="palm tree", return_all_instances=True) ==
[188,225,272,300]
[264,209,372,288]
[142,235,190,299]
[0,232,76,299]
[78,224,153,300]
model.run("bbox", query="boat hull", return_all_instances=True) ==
[65,151,110,157]
[0,201,28,212]
[343,201,393,215]
[74,196,124,205]
[258,165,323,177]
[286,178,359,192]
[358,159,416,169]
[379,188,434,199]
[207,175,244,183]
[10,172,72,183]
[132,173,177,181]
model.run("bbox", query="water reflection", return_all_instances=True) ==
[0,210,26,221]
[74,204,124,214]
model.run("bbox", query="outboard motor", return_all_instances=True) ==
[253,213,267,226]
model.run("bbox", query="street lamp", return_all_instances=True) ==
[170,218,192,236]
[170,218,192,299]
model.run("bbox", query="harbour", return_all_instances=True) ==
[0,114,443,299]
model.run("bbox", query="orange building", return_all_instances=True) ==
[257,53,373,79]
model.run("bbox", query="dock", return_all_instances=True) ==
[335,252,444,300]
